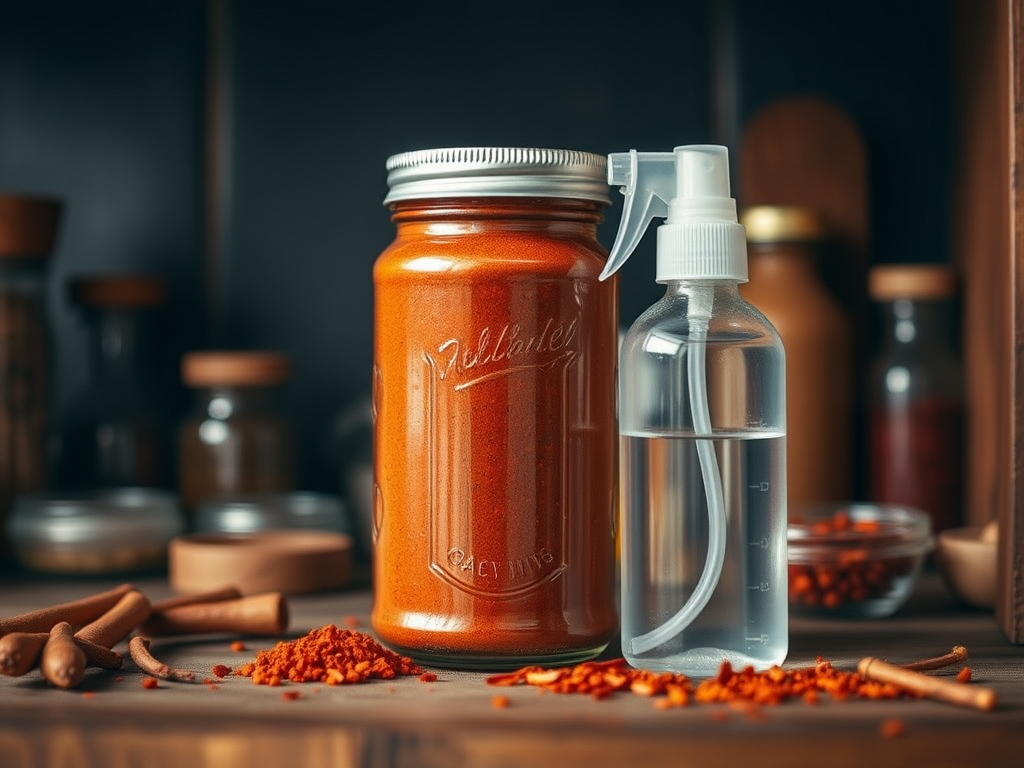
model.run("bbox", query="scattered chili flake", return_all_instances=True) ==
[234,624,421,686]
[141,677,160,690]
[880,718,906,738]
[281,690,301,701]
[81,691,97,700]
[418,672,438,683]
[491,694,510,709]
[956,667,973,683]
[487,656,913,708]
[211,664,232,679]
[230,641,247,652]
[344,615,361,628]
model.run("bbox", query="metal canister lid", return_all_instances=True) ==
[193,492,350,535]
[383,147,611,205]
[182,350,291,387]
[868,264,958,301]
[9,489,183,545]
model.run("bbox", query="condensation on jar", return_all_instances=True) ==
[371,147,619,669]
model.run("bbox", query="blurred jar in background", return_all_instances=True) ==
[0,195,61,563]
[868,264,964,535]
[178,350,295,527]
[55,274,171,490]
[739,205,853,513]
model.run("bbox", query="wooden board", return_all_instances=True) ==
[1,577,1023,768]
[951,0,1024,644]
[738,98,870,498]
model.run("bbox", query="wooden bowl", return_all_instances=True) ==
[935,523,997,609]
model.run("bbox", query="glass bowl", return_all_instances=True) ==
[787,503,934,619]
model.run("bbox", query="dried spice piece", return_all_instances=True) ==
[128,636,195,682]
[234,624,421,686]
[858,656,997,711]
[957,667,973,683]
[488,655,918,709]
[211,664,232,679]
[880,718,906,738]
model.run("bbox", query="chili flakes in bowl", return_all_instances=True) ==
[787,503,934,619]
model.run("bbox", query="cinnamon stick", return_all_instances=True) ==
[149,586,242,614]
[40,622,87,689]
[128,636,195,682]
[858,656,998,711]
[74,590,151,649]
[138,592,288,637]
[0,583,135,637]
[0,630,123,676]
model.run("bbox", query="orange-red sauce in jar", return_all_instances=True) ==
[371,148,618,669]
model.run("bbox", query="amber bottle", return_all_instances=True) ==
[740,205,853,513]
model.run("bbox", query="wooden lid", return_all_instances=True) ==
[0,195,63,258]
[182,351,291,387]
[169,530,353,595]
[868,264,958,300]
[69,275,166,307]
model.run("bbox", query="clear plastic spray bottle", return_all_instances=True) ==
[600,145,788,675]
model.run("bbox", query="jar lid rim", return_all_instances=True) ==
[383,147,611,205]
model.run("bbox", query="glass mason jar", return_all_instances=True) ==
[371,147,619,669]
[56,274,171,490]
[178,351,295,526]
[0,194,61,565]
[867,264,964,536]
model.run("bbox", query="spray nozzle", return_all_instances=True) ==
[599,144,746,285]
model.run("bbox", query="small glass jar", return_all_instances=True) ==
[372,147,619,669]
[55,274,171,490]
[0,194,61,566]
[867,264,964,536]
[178,351,295,526]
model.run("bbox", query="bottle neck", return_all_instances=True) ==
[746,242,820,282]
[84,307,149,383]
[390,197,604,237]
[876,297,957,349]
[191,385,280,420]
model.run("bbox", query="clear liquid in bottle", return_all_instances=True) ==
[620,430,788,675]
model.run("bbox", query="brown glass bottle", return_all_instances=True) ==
[867,264,963,535]
[178,351,295,526]
[57,275,170,490]
[0,195,61,563]
[739,205,853,513]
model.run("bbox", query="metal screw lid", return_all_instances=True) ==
[383,147,611,205]
[741,205,828,243]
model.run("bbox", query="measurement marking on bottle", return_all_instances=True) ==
[745,634,770,645]
[749,537,769,549]
[748,582,770,592]
[748,481,770,491]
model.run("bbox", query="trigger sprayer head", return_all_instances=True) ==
[599,144,748,284]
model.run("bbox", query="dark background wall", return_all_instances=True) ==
[0,0,954,499]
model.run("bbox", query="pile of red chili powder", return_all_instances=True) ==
[234,624,422,686]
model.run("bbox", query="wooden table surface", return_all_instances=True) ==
[1,570,1022,768]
